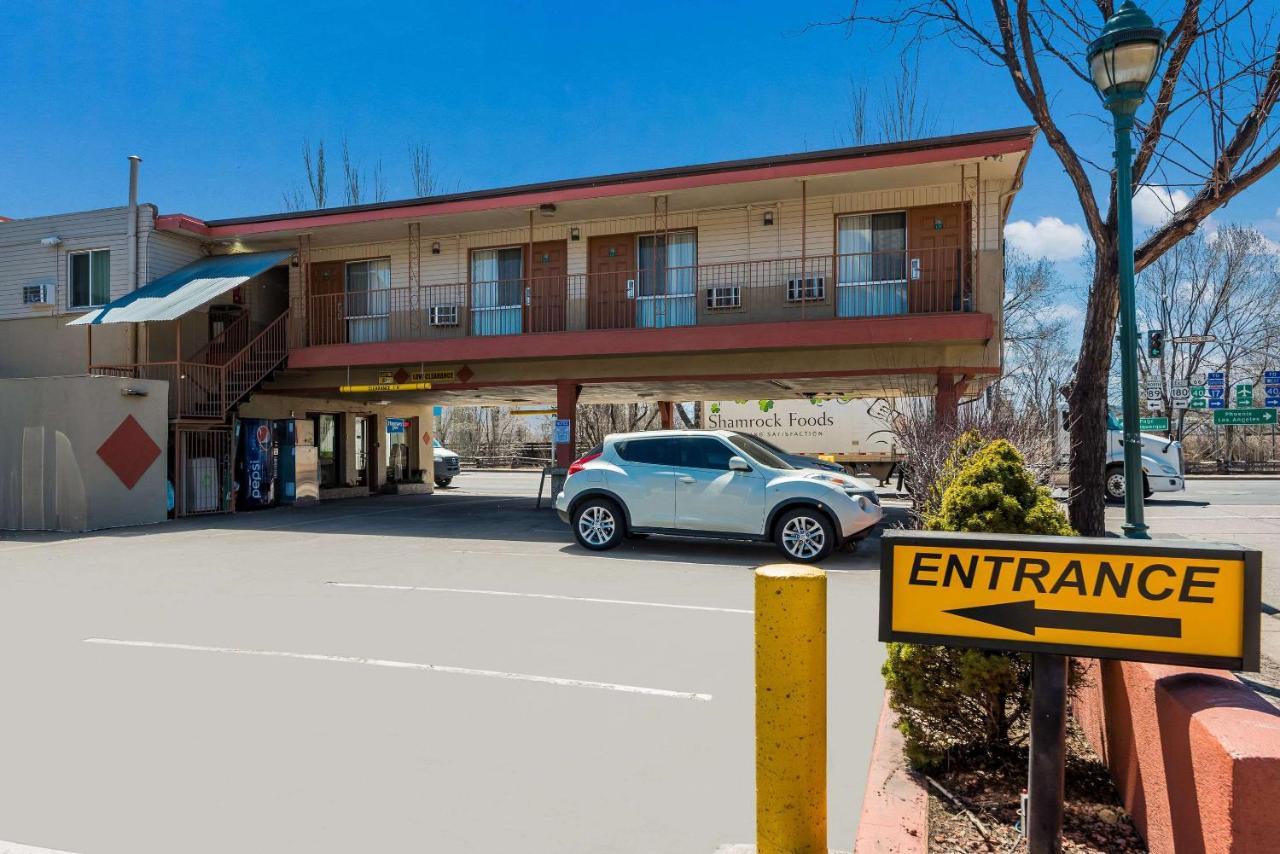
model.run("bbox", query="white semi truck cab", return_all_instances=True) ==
[1099,413,1185,503]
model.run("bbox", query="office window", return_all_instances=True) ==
[69,249,110,308]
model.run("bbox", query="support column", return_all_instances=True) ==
[935,372,965,429]
[658,401,674,430]
[554,380,582,469]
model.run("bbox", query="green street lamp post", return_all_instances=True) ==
[1088,1,1166,541]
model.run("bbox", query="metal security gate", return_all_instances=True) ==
[173,425,235,516]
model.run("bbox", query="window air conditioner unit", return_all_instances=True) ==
[22,283,50,305]
[786,276,825,302]
[705,285,742,310]
[429,304,460,327]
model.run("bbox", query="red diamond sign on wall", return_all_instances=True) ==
[456,365,474,383]
[97,415,161,490]
[393,367,410,385]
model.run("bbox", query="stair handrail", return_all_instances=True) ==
[216,310,291,416]
[188,311,253,365]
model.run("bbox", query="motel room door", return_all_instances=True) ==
[526,240,567,333]
[907,204,967,314]
[310,261,347,344]
[587,235,636,329]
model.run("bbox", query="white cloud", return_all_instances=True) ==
[1046,303,1082,322]
[1133,185,1190,228]
[1003,217,1088,262]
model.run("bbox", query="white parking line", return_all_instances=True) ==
[0,840,83,854]
[84,638,713,702]
[327,582,753,614]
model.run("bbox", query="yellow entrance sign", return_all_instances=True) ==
[338,382,433,393]
[879,531,1260,670]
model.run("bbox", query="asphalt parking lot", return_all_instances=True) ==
[0,472,894,854]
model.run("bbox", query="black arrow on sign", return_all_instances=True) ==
[945,600,1182,639]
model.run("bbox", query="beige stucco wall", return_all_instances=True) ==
[0,375,168,531]
[0,314,130,378]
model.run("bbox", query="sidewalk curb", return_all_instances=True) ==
[853,693,928,853]
[1184,474,1280,480]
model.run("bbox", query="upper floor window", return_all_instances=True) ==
[69,249,110,308]
[345,258,392,343]
[470,246,524,336]
[837,213,906,284]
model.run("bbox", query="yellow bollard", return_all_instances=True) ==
[755,563,827,854]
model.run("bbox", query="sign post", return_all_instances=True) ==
[880,531,1261,854]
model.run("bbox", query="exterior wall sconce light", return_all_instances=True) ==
[762,210,775,226]
[431,241,441,255]
[290,253,299,267]
[570,227,580,241]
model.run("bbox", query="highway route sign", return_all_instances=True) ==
[879,530,1260,670]
[1207,372,1225,387]
[1171,384,1190,410]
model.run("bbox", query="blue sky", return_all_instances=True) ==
[3,0,1278,293]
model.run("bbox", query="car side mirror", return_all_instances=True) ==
[728,456,752,472]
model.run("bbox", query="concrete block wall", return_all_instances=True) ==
[1074,658,1280,854]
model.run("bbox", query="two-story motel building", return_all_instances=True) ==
[1,126,1035,516]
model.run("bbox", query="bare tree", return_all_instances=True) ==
[837,2,1280,534]
[842,51,938,145]
[575,404,662,448]
[282,139,328,211]
[997,251,1074,422]
[341,138,361,206]
[409,141,439,197]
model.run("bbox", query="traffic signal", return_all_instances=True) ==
[1147,329,1164,359]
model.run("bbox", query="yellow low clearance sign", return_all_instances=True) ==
[880,531,1261,670]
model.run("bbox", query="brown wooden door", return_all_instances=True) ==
[907,204,967,313]
[310,261,347,343]
[527,240,567,333]
[587,235,636,329]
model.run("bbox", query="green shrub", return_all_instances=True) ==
[885,437,1075,770]
[924,439,1074,536]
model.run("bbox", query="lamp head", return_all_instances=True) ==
[1087,1,1166,114]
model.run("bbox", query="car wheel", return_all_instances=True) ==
[774,507,836,563]
[573,498,625,551]
[434,477,453,488]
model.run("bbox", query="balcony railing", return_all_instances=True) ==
[305,248,968,347]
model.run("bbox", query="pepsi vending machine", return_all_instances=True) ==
[236,418,276,510]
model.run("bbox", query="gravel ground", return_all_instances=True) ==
[926,721,1147,852]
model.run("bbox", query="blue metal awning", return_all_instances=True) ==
[69,250,292,325]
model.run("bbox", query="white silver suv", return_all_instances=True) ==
[554,430,883,563]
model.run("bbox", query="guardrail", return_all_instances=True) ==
[306,248,968,346]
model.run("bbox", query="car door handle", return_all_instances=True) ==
[678,476,696,484]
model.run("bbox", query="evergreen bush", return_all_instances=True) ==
[885,437,1075,769]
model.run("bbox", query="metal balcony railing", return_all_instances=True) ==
[304,249,969,347]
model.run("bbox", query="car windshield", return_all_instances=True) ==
[733,431,785,455]
[727,434,793,470]
[432,439,442,448]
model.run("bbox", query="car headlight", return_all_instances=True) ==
[844,488,880,506]
[1160,464,1177,474]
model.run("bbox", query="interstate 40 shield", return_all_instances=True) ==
[879,531,1261,670]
